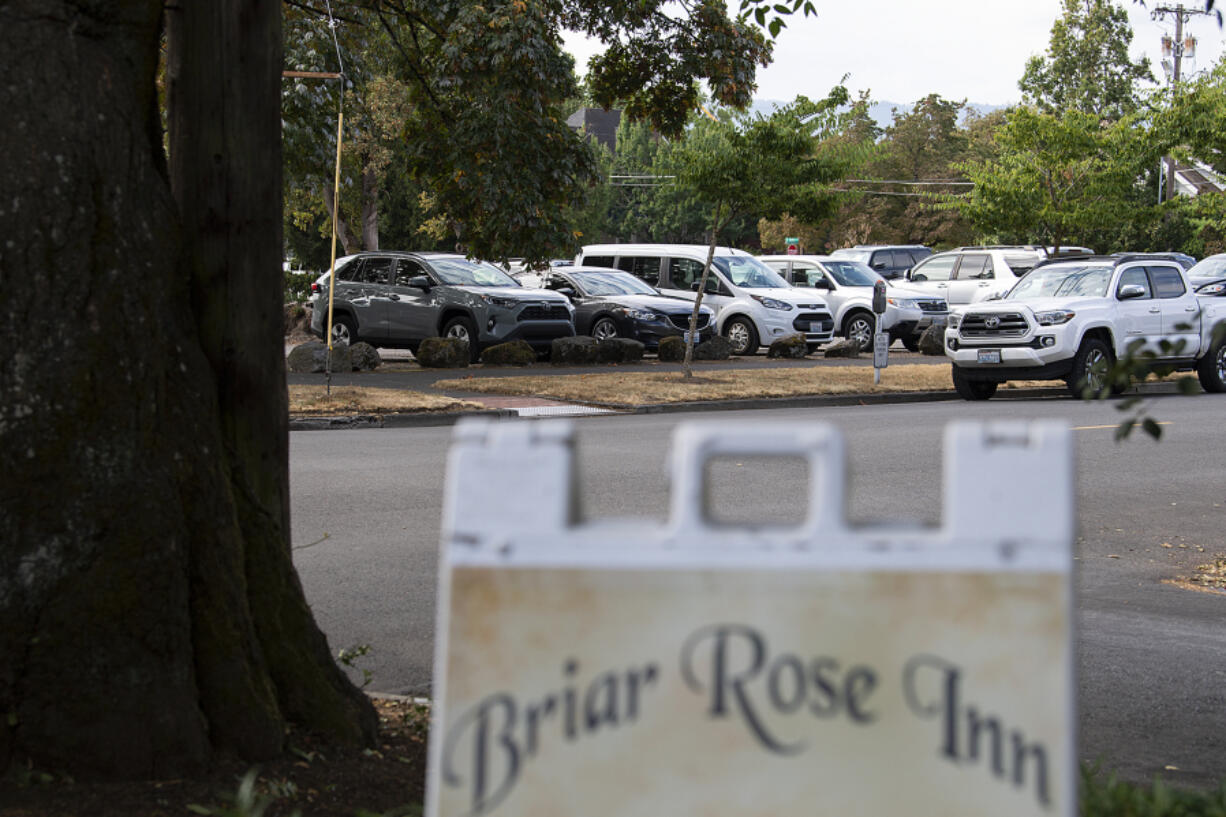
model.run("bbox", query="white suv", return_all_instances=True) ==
[904,247,1046,305]
[576,244,835,354]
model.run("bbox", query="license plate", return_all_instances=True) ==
[977,349,1002,364]
[683,331,694,344]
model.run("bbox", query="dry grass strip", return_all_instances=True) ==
[289,384,484,415]
[434,364,1056,406]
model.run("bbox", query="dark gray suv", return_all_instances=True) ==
[310,252,574,361]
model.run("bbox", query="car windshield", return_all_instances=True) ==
[430,259,520,287]
[571,271,659,296]
[714,256,789,288]
[1006,265,1112,299]
[821,260,880,287]
[1189,256,1226,279]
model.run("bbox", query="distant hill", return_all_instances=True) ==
[749,99,1009,131]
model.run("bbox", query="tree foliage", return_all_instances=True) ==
[1019,0,1153,121]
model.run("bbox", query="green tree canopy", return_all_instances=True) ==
[1019,0,1154,120]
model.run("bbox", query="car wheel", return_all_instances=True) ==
[902,336,920,353]
[330,314,357,347]
[442,316,479,363]
[843,311,874,351]
[951,366,997,400]
[722,317,759,356]
[1196,333,1226,393]
[591,316,619,341]
[1066,337,1112,398]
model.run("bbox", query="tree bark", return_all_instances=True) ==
[0,0,375,779]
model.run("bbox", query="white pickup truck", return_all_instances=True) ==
[943,254,1226,400]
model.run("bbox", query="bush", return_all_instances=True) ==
[285,269,316,303]
[480,340,537,366]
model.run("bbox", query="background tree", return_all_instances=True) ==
[1019,0,1153,121]
[955,107,1158,252]
[0,0,812,780]
[672,89,854,373]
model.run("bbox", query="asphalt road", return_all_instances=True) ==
[289,391,1226,788]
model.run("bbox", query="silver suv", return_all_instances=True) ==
[310,252,574,361]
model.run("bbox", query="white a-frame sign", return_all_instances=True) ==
[427,420,1074,817]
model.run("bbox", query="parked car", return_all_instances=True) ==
[944,254,1226,399]
[309,251,574,361]
[539,267,715,350]
[903,247,1047,305]
[1112,251,1195,271]
[758,254,946,350]
[1195,277,1226,297]
[575,244,835,354]
[1187,253,1226,287]
[828,245,932,280]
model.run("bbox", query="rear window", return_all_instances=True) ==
[1150,266,1187,298]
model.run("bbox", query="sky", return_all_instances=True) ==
[562,0,1226,107]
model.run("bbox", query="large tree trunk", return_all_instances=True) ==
[0,0,375,779]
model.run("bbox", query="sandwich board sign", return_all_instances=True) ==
[427,420,1074,817]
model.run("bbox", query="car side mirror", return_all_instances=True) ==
[904,270,913,281]
[557,287,577,300]
[407,275,432,290]
[911,274,927,282]
[1118,284,1147,300]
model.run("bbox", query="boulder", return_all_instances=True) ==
[284,302,313,343]
[693,335,732,360]
[349,341,382,371]
[767,333,809,359]
[823,338,861,359]
[597,338,645,364]
[287,340,350,373]
[551,336,600,366]
[656,336,686,362]
[918,324,946,356]
[481,340,537,366]
[416,337,470,368]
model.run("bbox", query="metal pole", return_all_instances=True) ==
[325,104,344,395]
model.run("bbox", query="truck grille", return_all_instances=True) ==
[517,305,571,322]
[668,314,710,330]
[918,300,947,313]
[960,312,1029,337]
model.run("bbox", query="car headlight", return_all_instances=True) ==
[886,297,919,309]
[480,295,521,309]
[1034,309,1075,326]
[615,307,661,321]
[946,313,961,329]
[1196,281,1225,296]
[749,294,793,310]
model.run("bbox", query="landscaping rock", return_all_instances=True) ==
[416,337,470,368]
[480,340,537,366]
[284,302,313,343]
[656,336,686,362]
[823,338,861,358]
[287,340,350,373]
[350,342,382,371]
[551,336,600,365]
[918,324,945,356]
[693,335,733,360]
[597,338,645,364]
[767,333,809,359]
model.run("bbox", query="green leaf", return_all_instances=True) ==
[1141,418,1163,441]
[1176,376,1201,395]
[1114,418,1136,441]
[186,806,214,816]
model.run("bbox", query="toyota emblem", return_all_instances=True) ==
[984,316,1000,329]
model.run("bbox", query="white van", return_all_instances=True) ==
[576,244,835,354]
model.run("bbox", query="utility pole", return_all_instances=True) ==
[1152,4,1211,201]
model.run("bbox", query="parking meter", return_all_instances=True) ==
[872,279,887,314]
